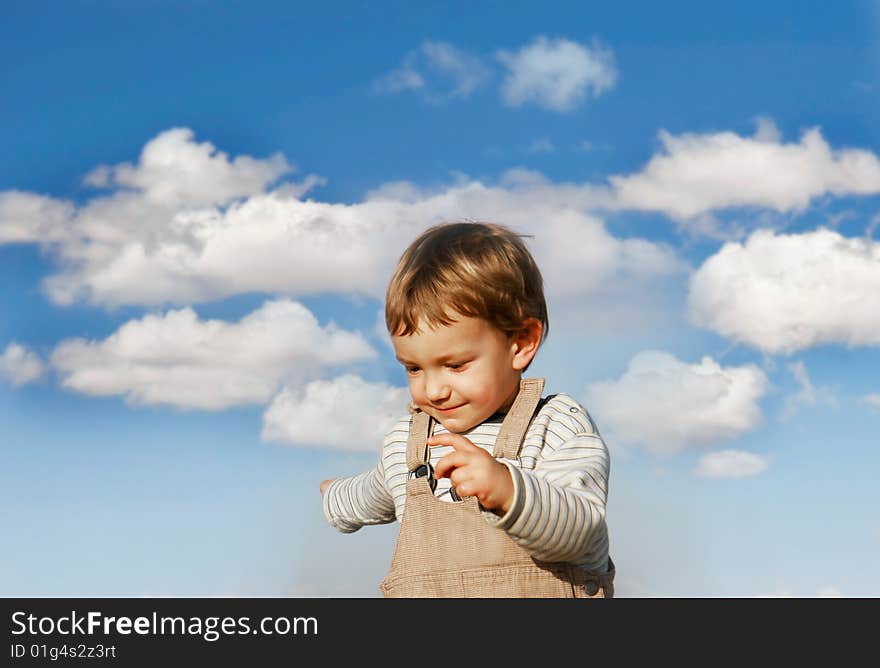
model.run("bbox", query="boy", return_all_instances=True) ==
[320,221,614,598]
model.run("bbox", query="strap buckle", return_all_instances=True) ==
[410,462,437,492]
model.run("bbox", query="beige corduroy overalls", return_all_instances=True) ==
[379,377,615,598]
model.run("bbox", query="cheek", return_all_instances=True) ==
[407,376,425,401]
[458,373,496,405]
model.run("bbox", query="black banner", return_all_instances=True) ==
[1,597,871,664]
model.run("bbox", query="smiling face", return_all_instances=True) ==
[391,314,541,433]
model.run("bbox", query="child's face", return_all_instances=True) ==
[391,314,527,434]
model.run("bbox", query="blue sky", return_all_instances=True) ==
[2,0,879,597]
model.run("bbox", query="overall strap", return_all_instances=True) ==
[405,410,434,471]
[493,377,545,460]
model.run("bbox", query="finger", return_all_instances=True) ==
[448,467,472,488]
[453,480,473,498]
[434,452,470,479]
[427,433,479,452]
[452,475,483,501]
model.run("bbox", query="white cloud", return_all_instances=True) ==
[498,36,617,112]
[781,360,836,420]
[374,40,490,102]
[0,191,73,244]
[584,351,769,455]
[7,126,880,318]
[528,207,686,302]
[752,116,782,143]
[50,300,376,410]
[82,127,292,208]
[364,180,429,204]
[375,66,424,93]
[688,228,880,354]
[261,375,409,450]
[0,128,684,312]
[862,393,880,410]
[610,121,880,218]
[0,128,320,307]
[695,449,770,479]
[498,167,550,189]
[0,343,46,386]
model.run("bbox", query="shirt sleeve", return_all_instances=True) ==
[482,398,611,572]
[322,464,397,533]
[321,417,409,534]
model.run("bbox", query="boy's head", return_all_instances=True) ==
[385,221,548,432]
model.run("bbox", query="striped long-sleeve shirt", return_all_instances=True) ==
[323,392,611,573]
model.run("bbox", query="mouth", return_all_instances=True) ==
[435,404,465,413]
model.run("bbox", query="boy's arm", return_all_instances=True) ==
[483,431,611,572]
[322,460,397,534]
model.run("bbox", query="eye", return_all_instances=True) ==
[446,362,467,371]
[405,366,421,375]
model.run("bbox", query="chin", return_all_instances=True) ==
[434,414,477,434]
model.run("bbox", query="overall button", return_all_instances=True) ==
[583,580,600,596]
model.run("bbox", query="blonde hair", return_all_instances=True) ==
[385,221,549,343]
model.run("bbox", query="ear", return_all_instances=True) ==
[510,318,543,371]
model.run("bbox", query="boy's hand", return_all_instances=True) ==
[428,434,514,514]
[320,479,335,495]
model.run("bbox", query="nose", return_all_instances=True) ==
[424,373,451,404]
